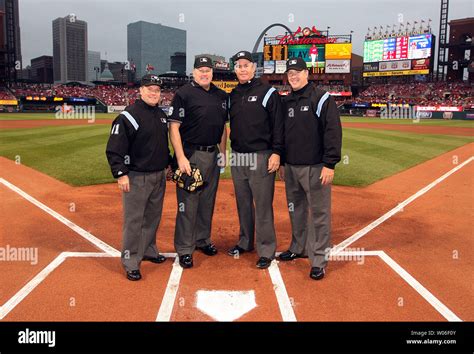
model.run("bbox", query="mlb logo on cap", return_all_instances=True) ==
[232,50,254,63]
[286,57,307,72]
[194,55,213,69]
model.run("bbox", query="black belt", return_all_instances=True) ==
[183,141,216,152]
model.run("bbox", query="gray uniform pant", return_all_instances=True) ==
[174,149,220,256]
[231,150,277,259]
[122,170,166,272]
[284,164,331,268]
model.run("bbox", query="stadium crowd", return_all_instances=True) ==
[2,81,473,107]
[0,88,16,100]
[355,82,474,106]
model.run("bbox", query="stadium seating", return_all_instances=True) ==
[3,82,473,108]
[7,83,175,107]
[0,88,16,100]
[355,82,474,106]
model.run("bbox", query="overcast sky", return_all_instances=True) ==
[20,0,473,73]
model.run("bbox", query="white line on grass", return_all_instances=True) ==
[0,177,120,257]
[333,156,473,254]
[156,256,183,322]
[268,260,297,321]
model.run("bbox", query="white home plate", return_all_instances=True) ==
[195,290,257,321]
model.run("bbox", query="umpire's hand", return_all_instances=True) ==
[267,153,280,173]
[118,175,130,192]
[177,156,192,176]
[320,167,334,185]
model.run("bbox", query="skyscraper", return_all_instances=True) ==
[127,21,186,78]
[31,55,53,83]
[88,50,101,82]
[0,0,22,82]
[52,14,88,83]
[170,52,186,75]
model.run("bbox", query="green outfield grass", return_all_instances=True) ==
[1,113,474,127]
[0,124,472,187]
[0,113,116,120]
[341,116,474,128]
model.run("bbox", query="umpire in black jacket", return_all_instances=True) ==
[278,58,342,280]
[227,50,285,269]
[106,74,170,281]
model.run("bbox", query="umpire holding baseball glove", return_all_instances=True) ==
[278,58,342,280]
[106,74,170,281]
[168,55,228,269]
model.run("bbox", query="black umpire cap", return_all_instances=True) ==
[141,74,163,87]
[194,56,213,69]
[232,50,254,63]
[286,57,307,72]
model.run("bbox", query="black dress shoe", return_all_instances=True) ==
[143,254,166,263]
[227,245,249,256]
[256,257,272,269]
[310,267,325,280]
[197,243,218,256]
[126,270,142,281]
[278,250,307,261]
[179,254,193,268]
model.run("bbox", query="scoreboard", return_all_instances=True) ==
[264,45,288,61]
[363,34,433,77]
[363,34,432,63]
[263,43,352,75]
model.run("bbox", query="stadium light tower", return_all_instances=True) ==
[437,0,449,81]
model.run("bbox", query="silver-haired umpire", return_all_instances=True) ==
[278,57,342,280]
[227,50,285,269]
[106,74,171,281]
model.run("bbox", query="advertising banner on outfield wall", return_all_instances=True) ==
[325,60,351,73]
[416,106,463,112]
[416,111,467,119]
[0,100,18,105]
[108,106,126,113]
[328,91,352,96]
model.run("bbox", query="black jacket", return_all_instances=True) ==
[105,99,170,178]
[229,78,284,155]
[283,83,342,169]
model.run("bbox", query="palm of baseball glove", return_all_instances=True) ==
[171,165,204,192]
